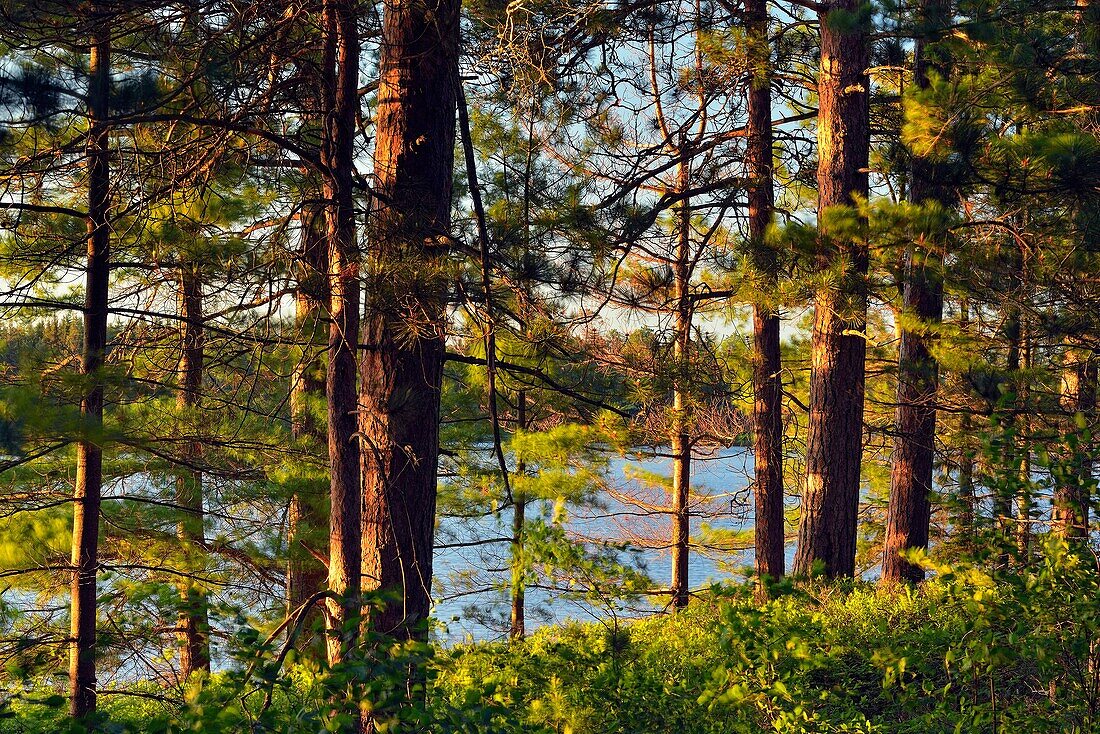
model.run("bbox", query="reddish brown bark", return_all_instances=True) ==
[745,0,785,583]
[794,0,870,579]
[288,207,329,649]
[881,0,951,584]
[70,11,110,719]
[1052,2,1098,540]
[176,265,210,677]
[881,259,942,583]
[321,0,362,682]
[361,0,459,640]
[1055,347,1095,538]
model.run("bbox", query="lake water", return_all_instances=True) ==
[432,447,796,642]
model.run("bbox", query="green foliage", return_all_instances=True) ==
[433,541,1100,733]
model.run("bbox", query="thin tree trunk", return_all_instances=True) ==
[669,159,692,609]
[321,0,362,687]
[510,104,537,640]
[1015,321,1032,559]
[745,0,785,583]
[69,12,110,720]
[288,205,329,650]
[361,0,459,641]
[510,391,526,640]
[955,298,976,548]
[669,431,691,607]
[881,0,950,584]
[957,436,975,539]
[176,265,209,677]
[793,0,870,578]
[996,302,1021,566]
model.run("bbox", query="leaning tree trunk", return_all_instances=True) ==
[361,0,460,640]
[745,0,785,583]
[793,0,870,579]
[320,0,362,688]
[176,265,210,677]
[287,206,329,650]
[70,11,110,720]
[880,0,951,584]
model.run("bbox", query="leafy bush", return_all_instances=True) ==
[3,539,1098,732]
[438,539,1100,734]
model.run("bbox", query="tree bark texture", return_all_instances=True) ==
[361,0,460,640]
[1055,347,1096,538]
[288,205,329,650]
[745,0,785,582]
[70,11,110,719]
[881,0,950,584]
[176,265,210,676]
[669,159,692,609]
[794,0,870,579]
[321,0,362,678]
[1052,0,1098,540]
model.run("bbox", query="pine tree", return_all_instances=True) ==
[881,0,955,584]
[318,1,362,702]
[794,0,872,579]
[361,0,460,642]
[69,8,111,715]
[745,0,786,584]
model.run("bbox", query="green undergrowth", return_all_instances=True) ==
[3,539,1098,733]
[436,543,1100,732]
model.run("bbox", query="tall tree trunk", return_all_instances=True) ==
[361,0,459,640]
[321,0,362,686]
[793,0,870,579]
[510,113,538,639]
[510,391,527,640]
[1055,345,1096,537]
[881,0,951,584]
[287,205,329,649]
[70,11,110,720]
[669,159,692,609]
[745,0,785,583]
[176,265,210,677]
[1047,0,1100,543]
[1053,0,1098,540]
